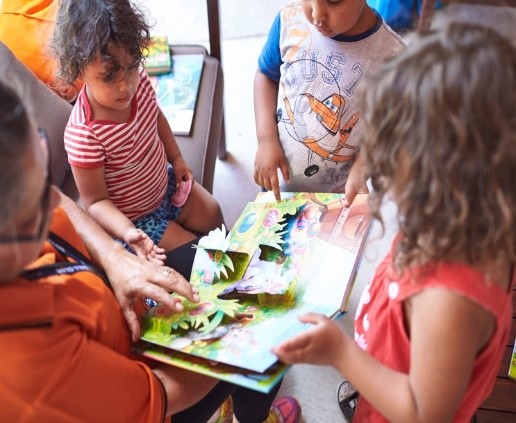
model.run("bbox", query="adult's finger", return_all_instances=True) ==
[150,266,200,304]
[122,306,141,341]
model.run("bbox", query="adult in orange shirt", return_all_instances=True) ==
[0,81,298,422]
[0,0,81,99]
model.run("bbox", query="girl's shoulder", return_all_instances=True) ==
[397,260,513,317]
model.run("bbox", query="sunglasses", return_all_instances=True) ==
[0,127,52,243]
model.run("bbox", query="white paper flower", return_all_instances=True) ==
[197,225,231,251]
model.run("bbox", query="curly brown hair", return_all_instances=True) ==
[51,0,151,95]
[361,22,516,273]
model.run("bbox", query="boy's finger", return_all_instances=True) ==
[270,177,282,201]
[279,159,290,183]
[343,186,357,207]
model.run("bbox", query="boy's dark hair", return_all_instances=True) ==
[51,0,151,89]
[362,22,516,272]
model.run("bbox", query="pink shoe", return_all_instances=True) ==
[170,179,192,207]
[266,396,301,423]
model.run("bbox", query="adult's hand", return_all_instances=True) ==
[57,189,199,340]
[102,249,199,341]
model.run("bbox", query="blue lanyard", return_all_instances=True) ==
[21,232,111,288]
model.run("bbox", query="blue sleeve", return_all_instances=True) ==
[257,13,282,82]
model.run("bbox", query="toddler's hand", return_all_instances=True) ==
[254,139,289,201]
[272,313,347,368]
[124,227,166,265]
[171,156,193,187]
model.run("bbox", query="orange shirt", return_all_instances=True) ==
[0,0,83,99]
[0,0,58,86]
[0,207,166,422]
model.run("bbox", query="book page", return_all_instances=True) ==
[139,192,372,389]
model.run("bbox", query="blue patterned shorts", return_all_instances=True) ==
[129,164,183,247]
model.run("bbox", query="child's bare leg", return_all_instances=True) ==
[176,181,224,233]
[158,221,197,251]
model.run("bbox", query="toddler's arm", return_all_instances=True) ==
[253,69,289,201]
[70,165,163,262]
[157,109,193,187]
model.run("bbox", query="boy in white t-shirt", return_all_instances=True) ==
[254,0,405,203]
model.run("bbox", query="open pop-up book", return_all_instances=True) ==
[137,192,373,392]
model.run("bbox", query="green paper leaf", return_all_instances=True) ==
[201,310,225,333]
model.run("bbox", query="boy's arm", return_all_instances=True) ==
[253,69,289,201]
[344,151,369,207]
[157,109,193,187]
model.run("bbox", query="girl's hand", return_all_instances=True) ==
[272,313,348,367]
[171,156,193,187]
[124,227,166,265]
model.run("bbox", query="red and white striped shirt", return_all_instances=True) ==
[64,71,168,221]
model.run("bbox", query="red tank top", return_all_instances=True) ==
[353,245,514,422]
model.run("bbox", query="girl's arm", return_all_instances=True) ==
[253,69,289,201]
[70,165,161,261]
[157,109,193,187]
[273,287,494,423]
